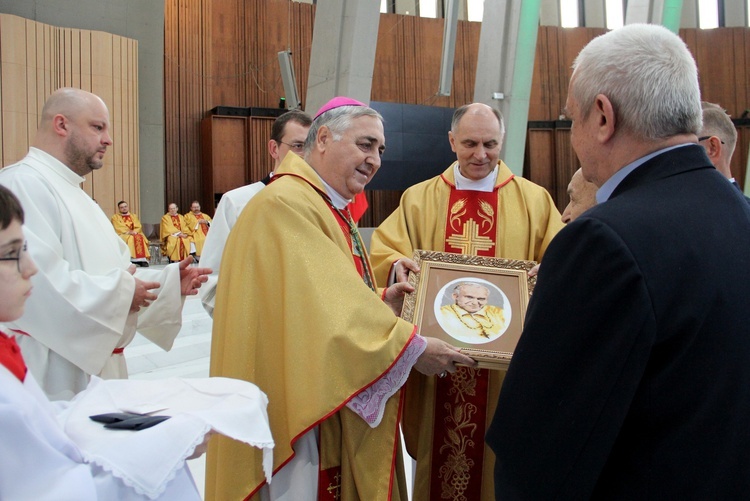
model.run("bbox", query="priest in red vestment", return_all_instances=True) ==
[370,103,564,500]
[110,200,150,266]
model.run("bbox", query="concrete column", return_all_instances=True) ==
[625,0,656,23]
[624,0,682,32]
[724,0,748,27]
[305,0,382,114]
[473,0,540,176]
[539,0,560,26]
[680,0,699,28]
[583,0,607,28]
[395,0,417,15]
[661,0,684,31]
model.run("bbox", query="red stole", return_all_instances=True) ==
[194,213,209,236]
[171,215,189,260]
[429,187,499,500]
[0,331,27,382]
[123,215,149,259]
[327,205,375,291]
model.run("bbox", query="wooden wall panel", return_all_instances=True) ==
[0,14,141,218]
[248,117,276,183]
[164,4,750,223]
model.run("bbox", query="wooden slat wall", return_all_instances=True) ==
[527,26,750,212]
[164,2,750,222]
[0,13,140,218]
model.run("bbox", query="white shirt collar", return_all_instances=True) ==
[453,163,498,192]
[317,176,351,209]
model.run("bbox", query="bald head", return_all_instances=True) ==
[34,88,112,177]
[449,103,506,181]
[698,102,737,179]
[561,169,597,224]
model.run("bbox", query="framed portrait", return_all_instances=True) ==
[401,250,537,370]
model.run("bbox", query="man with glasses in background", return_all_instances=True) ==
[199,109,312,315]
[698,101,749,202]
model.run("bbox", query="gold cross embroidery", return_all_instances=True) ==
[445,219,495,255]
[326,472,342,500]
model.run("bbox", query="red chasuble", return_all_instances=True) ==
[430,187,499,500]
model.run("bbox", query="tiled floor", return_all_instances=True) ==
[126,279,415,499]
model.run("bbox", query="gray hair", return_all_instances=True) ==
[571,24,701,140]
[700,101,737,159]
[304,105,383,154]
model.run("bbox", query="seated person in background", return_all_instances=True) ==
[0,184,274,500]
[110,200,150,267]
[183,200,211,259]
[160,203,194,263]
[439,282,505,340]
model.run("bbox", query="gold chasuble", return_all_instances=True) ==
[183,211,212,256]
[110,213,150,260]
[370,162,563,500]
[206,154,416,501]
[159,213,191,262]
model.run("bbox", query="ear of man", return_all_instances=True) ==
[53,115,69,136]
[268,139,280,161]
[595,94,616,144]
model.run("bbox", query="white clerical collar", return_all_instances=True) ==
[317,176,351,209]
[453,163,498,192]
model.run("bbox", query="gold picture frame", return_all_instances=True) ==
[401,250,537,370]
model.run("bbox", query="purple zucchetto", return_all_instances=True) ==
[313,96,367,120]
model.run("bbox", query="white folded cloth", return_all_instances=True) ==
[59,376,274,499]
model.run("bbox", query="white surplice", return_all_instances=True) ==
[0,327,274,500]
[198,181,265,316]
[0,363,200,501]
[0,148,185,400]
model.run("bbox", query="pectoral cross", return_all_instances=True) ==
[445,219,495,255]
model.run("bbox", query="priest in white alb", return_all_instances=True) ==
[0,87,211,400]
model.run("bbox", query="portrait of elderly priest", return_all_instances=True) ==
[369,101,563,500]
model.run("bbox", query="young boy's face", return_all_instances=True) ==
[0,220,37,323]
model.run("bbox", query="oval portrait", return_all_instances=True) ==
[433,277,511,345]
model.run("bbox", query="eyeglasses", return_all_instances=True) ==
[0,241,27,273]
[279,141,306,153]
[698,136,725,144]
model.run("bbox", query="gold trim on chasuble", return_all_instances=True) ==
[432,187,499,500]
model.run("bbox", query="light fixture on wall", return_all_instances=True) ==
[278,50,302,110]
[438,0,459,96]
